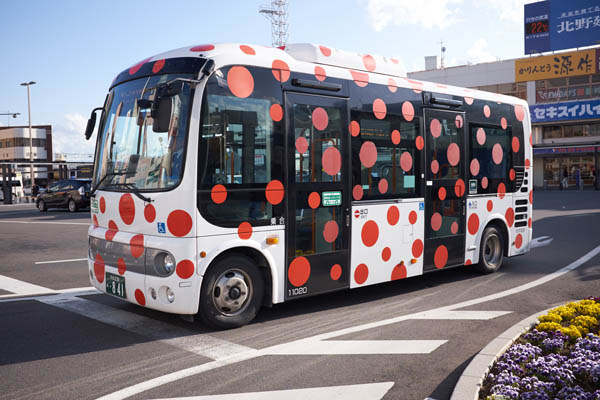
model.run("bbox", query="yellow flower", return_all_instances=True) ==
[537,322,563,332]
[539,313,562,324]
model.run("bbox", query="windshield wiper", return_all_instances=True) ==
[104,182,153,203]
[89,171,127,198]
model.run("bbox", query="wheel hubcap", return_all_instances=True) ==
[484,233,501,267]
[212,269,252,316]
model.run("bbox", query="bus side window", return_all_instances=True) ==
[469,123,512,194]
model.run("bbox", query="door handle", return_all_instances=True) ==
[346,213,350,227]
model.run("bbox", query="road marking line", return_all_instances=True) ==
[0,220,89,225]
[0,274,55,296]
[154,382,394,400]
[0,286,96,301]
[99,243,600,400]
[412,310,512,320]
[35,258,87,264]
[263,339,447,355]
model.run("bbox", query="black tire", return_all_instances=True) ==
[476,225,504,274]
[38,199,47,212]
[68,199,77,212]
[197,255,264,329]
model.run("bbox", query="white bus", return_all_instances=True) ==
[85,43,532,328]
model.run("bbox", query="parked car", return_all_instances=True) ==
[36,179,91,212]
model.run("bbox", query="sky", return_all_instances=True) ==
[0,0,531,159]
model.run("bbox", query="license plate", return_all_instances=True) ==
[105,272,126,299]
[91,198,99,213]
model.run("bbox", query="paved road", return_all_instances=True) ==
[0,191,599,400]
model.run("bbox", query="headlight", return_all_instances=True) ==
[166,287,175,303]
[153,251,176,276]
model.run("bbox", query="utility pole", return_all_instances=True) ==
[259,0,289,48]
[20,81,36,186]
[0,112,20,127]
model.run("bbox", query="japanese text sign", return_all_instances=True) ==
[529,99,600,123]
[515,49,596,82]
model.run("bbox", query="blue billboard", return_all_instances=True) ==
[525,0,600,54]
[530,99,600,123]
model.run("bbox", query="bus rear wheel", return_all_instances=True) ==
[197,255,264,329]
[476,225,504,274]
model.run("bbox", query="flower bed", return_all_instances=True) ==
[480,298,600,399]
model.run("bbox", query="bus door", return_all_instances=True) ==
[284,92,350,299]
[423,108,467,271]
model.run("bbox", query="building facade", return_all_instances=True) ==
[0,125,53,185]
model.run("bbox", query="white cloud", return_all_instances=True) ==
[475,0,528,24]
[52,112,95,159]
[366,0,464,31]
[466,38,496,64]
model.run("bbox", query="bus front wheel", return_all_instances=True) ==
[197,255,264,329]
[476,225,504,274]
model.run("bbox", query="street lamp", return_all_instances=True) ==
[20,81,36,186]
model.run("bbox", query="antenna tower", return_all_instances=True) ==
[440,40,446,69]
[259,0,289,48]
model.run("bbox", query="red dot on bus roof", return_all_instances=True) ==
[476,128,486,145]
[354,263,369,284]
[272,59,290,82]
[359,141,377,168]
[312,107,329,130]
[289,256,311,287]
[381,247,391,262]
[93,214,99,227]
[388,78,397,93]
[455,115,464,128]
[94,254,105,283]
[167,210,193,237]
[497,182,506,199]
[330,264,342,280]
[353,185,363,201]
[438,186,446,201]
[409,210,418,225]
[416,136,424,150]
[451,221,459,234]
[515,233,523,249]
[227,66,254,98]
[319,45,332,57]
[402,101,415,122]
[470,159,480,176]
[408,79,423,93]
[455,179,465,197]
[505,207,515,228]
[431,159,439,174]
[400,151,413,172]
[361,220,379,247]
[391,129,401,145]
[270,103,283,122]
[349,121,360,137]
[387,205,400,226]
[308,192,320,209]
[152,59,166,74]
[190,44,215,52]
[464,97,474,105]
[487,200,493,212]
[100,197,106,213]
[176,259,195,279]
[265,180,285,205]
[514,104,525,121]
[434,245,448,269]
[323,220,339,243]
[240,45,256,55]
[295,136,308,154]
[512,137,520,153]
[391,264,407,280]
[211,184,227,204]
[468,213,479,235]
[430,119,442,138]
[119,194,135,225]
[373,98,387,120]
[483,105,491,118]
[144,204,156,223]
[106,220,118,241]
[492,143,503,164]
[128,57,152,75]
[117,257,126,275]
[135,289,146,306]
[363,54,376,72]
[431,212,442,231]
[509,168,516,181]
[391,58,400,64]
[314,66,326,81]
[378,178,388,194]
[412,239,423,258]
[350,70,369,87]
[447,143,460,166]
[501,117,508,130]
[130,234,144,258]
[237,222,252,240]
[322,147,341,176]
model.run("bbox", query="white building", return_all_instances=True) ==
[0,125,53,184]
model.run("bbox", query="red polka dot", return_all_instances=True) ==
[455,179,465,197]
[135,289,146,306]
[176,260,195,279]
[354,263,369,284]
[438,186,446,201]
[430,119,442,138]
[270,103,283,122]
[483,105,491,118]
[505,207,515,227]
[319,45,332,56]
[464,97,474,105]
[529,134,533,146]
[416,136,424,150]
[93,215,99,227]
[227,66,254,98]
[402,101,415,122]
[476,128,486,145]
[314,66,326,81]
[391,58,400,64]
[238,222,252,240]
[447,143,460,166]
[211,184,227,204]
[514,104,525,121]
[381,247,391,262]
[400,152,413,172]
[431,160,440,174]
[361,220,379,247]
[152,59,165,74]
[455,115,464,128]
[528,218,532,228]
[409,210,418,225]
[349,121,360,137]
[525,158,531,168]
[130,234,144,258]
[295,136,308,154]
[117,257,126,275]
[451,221,459,234]
[100,197,106,213]
[468,213,479,235]
[265,180,285,205]
[470,158,480,176]
[353,185,363,201]
[94,254,105,283]
[487,200,493,212]
[106,220,118,241]
[408,79,423,93]
[529,191,533,204]
[512,137,520,153]
[308,192,320,209]
[509,168,516,181]
[391,130,401,145]
[412,239,423,258]
[387,206,400,225]
[501,117,507,130]
[481,177,489,189]
[515,233,523,249]
[350,70,369,87]
[330,264,342,280]
[492,143,503,164]
[434,245,448,269]
[373,98,387,120]
[465,259,473,265]
[190,44,214,52]
[387,78,397,93]
[363,54,376,71]
[240,45,255,55]
[323,220,339,243]
[378,178,388,194]
[144,204,156,222]
[391,264,407,280]
[119,194,135,225]
[128,57,151,75]
[167,210,193,237]
[312,107,329,130]
[359,141,377,168]
[272,59,290,82]
[322,147,341,176]
[497,183,506,199]
[431,212,442,231]
[289,256,310,287]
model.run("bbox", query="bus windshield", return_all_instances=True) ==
[94,73,193,191]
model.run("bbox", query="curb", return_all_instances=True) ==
[449,306,557,400]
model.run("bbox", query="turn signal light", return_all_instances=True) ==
[266,236,279,245]
[411,258,417,264]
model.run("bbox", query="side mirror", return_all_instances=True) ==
[152,96,173,133]
[85,107,104,140]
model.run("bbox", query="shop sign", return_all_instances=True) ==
[530,99,600,123]
[533,146,598,155]
[536,86,596,103]
[515,49,596,82]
